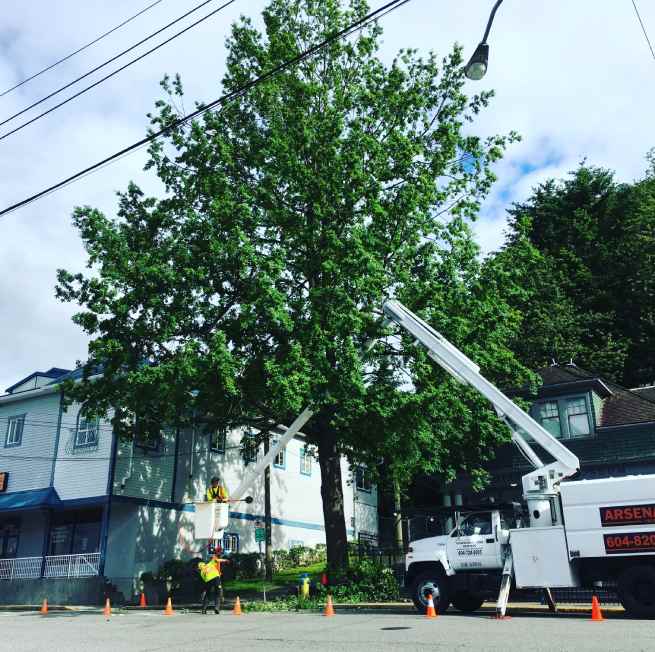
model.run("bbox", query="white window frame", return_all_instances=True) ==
[273,438,285,469]
[355,467,372,493]
[300,447,312,476]
[5,415,25,448]
[210,428,226,454]
[243,433,258,465]
[222,532,239,554]
[75,412,99,448]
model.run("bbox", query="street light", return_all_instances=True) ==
[464,0,504,80]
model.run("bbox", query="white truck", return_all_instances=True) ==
[381,300,655,618]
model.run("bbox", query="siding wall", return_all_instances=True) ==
[0,390,61,493]
[53,402,113,500]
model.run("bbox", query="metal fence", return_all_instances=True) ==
[0,556,42,580]
[0,553,101,581]
[43,553,101,578]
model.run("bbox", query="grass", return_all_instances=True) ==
[222,561,325,593]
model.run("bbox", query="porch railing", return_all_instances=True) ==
[43,553,101,578]
[0,553,101,580]
[0,556,42,580]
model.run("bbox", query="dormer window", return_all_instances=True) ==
[533,395,593,439]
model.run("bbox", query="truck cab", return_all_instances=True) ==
[405,508,512,613]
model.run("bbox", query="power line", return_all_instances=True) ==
[0,0,412,219]
[0,0,238,143]
[0,1,164,98]
[0,0,226,131]
[631,0,655,61]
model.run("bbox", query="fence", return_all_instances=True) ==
[0,553,101,581]
[0,556,43,580]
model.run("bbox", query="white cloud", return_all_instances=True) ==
[1,0,654,390]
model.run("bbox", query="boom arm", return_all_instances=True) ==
[381,300,580,490]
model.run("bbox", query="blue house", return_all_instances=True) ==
[0,366,378,604]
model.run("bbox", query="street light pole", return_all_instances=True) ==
[464,0,504,80]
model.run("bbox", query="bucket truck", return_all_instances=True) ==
[382,300,655,618]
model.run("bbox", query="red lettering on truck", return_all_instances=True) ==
[599,504,655,527]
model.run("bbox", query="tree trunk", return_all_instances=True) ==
[317,427,349,572]
[393,478,404,559]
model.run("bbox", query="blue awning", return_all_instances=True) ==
[0,487,61,511]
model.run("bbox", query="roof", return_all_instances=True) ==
[534,365,655,428]
[5,367,71,394]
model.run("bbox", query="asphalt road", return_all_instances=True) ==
[0,609,653,652]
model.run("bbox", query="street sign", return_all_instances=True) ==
[255,527,266,543]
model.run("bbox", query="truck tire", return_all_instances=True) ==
[452,591,484,613]
[617,565,655,618]
[411,570,450,615]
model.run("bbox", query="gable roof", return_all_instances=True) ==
[5,367,71,394]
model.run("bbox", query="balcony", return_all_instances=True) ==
[0,553,101,580]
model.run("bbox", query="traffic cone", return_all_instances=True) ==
[40,599,48,615]
[323,594,335,617]
[139,592,147,608]
[232,596,243,616]
[425,594,437,619]
[591,595,604,621]
[163,597,175,616]
[103,598,111,620]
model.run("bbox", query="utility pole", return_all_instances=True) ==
[263,436,273,581]
[393,478,404,559]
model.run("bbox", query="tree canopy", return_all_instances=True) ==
[493,157,655,387]
[57,0,530,568]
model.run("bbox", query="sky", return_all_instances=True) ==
[1,0,654,392]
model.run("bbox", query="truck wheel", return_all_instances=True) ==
[452,591,484,613]
[618,565,655,618]
[411,570,450,614]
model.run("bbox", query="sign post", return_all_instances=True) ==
[254,521,266,600]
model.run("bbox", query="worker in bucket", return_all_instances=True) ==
[198,547,230,614]
[206,475,229,503]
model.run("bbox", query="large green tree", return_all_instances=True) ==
[57,0,528,569]
[494,158,655,386]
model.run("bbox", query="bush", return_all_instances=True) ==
[321,559,400,602]
[273,545,326,571]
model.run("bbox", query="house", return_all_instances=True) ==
[0,367,378,604]
[434,363,655,509]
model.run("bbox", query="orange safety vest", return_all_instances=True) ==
[206,485,229,502]
[199,558,225,582]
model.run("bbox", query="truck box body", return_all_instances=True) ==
[561,475,655,559]
[509,526,578,588]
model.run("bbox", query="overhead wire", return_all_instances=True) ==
[0,0,164,98]
[0,0,239,142]
[0,0,227,130]
[631,0,655,61]
[0,0,414,219]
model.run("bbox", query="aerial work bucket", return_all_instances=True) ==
[194,502,230,539]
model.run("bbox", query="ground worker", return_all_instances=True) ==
[206,476,229,503]
[198,549,230,614]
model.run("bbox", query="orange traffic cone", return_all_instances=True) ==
[232,596,243,616]
[139,592,147,608]
[40,599,48,615]
[425,594,437,619]
[164,597,175,616]
[323,594,335,617]
[591,595,604,621]
[103,598,111,620]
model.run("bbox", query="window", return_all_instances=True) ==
[0,520,19,559]
[210,428,226,454]
[5,415,25,447]
[75,411,99,448]
[533,395,593,440]
[455,513,492,537]
[300,447,312,476]
[566,397,591,437]
[273,439,285,469]
[355,467,372,492]
[222,532,239,554]
[537,401,561,438]
[48,509,101,555]
[243,433,258,465]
